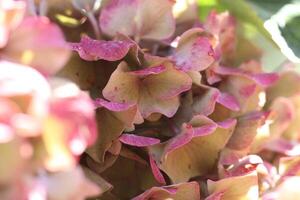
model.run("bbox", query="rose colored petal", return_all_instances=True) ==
[41,79,97,171]
[100,0,175,40]
[213,65,268,118]
[44,167,101,200]
[172,28,215,71]
[86,105,138,162]
[100,154,159,199]
[12,113,41,137]
[278,156,300,178]
[251,73,279,87]
[217,92,240,111]
[223,155,264,177]
[0,61,50,98]
[103,62,140,105]
[142,62,192,100]
[0,0,25,48]
[192,85,220,116]
[149,153,166,185]
[214,66,279,87]
[269,97,295,138]
[164,124,194,154]
[94,98,134,112]
[150,116,237,183]
[264,138,300,156]
[128,65,166,76]
[216,118,237,129]
[2,16,70,75]
[173,0,198,24]
[226,111,269,151]
[132,182,200,200]
[70,35,134,61]
[138,91,180,118]
[103,61,191,118]
[119,134,160,147]
[49,80,97,146]
[120,147,147,165]
[99,0,137,37]
[0,136,24,185]
[193,123,218,137]
[219,148,245,166]
[206,65,222,85]
[0,61,50,117]
[265,177,300,200]
[205,11,236,58]
[207,171,259,200]
[205,191,225,200]
[266,70,300,103]
[0,123,14,143]
[187,70,202,86]
[82,166,113,196]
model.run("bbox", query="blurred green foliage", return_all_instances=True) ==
[198,0,300,70]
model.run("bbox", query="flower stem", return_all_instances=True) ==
[86,11,101,39]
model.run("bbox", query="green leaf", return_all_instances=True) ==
[246,0,292,20]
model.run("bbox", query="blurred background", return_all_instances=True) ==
[198,0,300,72]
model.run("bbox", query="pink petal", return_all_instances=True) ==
[205,191,225,200]
[70,35,134,61]
[94,98,134,112]
[217,92,240,111]
[216,118,237,129]
[2,17,70,75]
[0,0,25,48]
[164,124,194,154]
[149,153,166,185]
[173,28,215,71]
[251,73,279,87]
[0,123,14,143]
[192,86,220,116]
[226,111,269,151]
[132,182,200,200]
[128,65,166,76]
[264,138,300,156]
[99,0,175,40]
[193,124,218,137]
[224,155,263,177]
[119,134,160,147]
[214,66,279,87]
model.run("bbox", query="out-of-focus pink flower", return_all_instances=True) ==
[1,16,71,75]
[0,0,25,48]
[42,78,97,171]
[0,62,99,198]
[99,0,175,40]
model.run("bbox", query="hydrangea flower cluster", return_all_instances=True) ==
[2,0,300,199]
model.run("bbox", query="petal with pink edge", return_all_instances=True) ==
[102,62,139,105]
[149,116,236,183]
[119,134,160,147]
[70,35,134,61]
[132,182,200,200]
[172,28,215,71]
[207,171,259,200]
